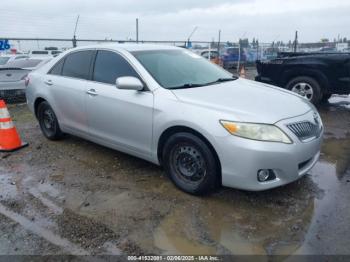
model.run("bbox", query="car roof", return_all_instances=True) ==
[30,50,50,53]
[200,49,218,52]
[0,57,50,69]
[73,43,180,52]
[0,54,24,57]
[28,56,52,60]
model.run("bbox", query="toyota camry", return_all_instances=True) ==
[26,44,323,195]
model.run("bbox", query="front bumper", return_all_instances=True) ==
[216,112,323,191]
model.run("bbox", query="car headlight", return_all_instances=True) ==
[220,120,292,144]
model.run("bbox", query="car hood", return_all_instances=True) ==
[170,78,312,123]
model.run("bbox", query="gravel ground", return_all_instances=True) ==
[0,82,349,257]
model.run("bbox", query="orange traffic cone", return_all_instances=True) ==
[239,65,246,78]
[0,100,28,152]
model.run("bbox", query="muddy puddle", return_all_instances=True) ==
[0,96,349,255]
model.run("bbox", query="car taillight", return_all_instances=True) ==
[24,76,30,87]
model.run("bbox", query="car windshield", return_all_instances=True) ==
[131,49,235,89]
[0,57,10,65]
[3,59,43,68]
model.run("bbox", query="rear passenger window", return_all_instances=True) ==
[49,59,64,75]
[62,51,94,80]
[93,50,138,84]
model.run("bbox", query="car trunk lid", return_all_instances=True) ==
[0,68,30,82]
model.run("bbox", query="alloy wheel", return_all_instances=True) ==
[291,82,314,100]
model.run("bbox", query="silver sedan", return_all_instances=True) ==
[26,44,323,195]
[0,57,50,99]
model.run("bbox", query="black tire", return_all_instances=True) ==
[286,76,322,105]
[162,132,220,195]
[37,101,63,140]
[321,94,332,103]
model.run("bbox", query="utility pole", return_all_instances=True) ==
[136,18,139,43]
[237,32,246,73]
[293,30,298,53]
[238,41,241,73]
[72,15,80,48]
[217,29,221,54]
[187,26,198,48]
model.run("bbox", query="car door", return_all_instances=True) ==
[46,50,94,135]
[85,50,154,157]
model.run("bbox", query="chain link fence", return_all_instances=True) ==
[0,38,349,103]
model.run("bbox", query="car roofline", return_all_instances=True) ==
[66,43,182,53]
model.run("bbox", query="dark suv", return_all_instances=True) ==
[255,52,350,104]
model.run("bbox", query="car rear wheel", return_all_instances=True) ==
[37,101,63,140]
[286,76,322,104]
[162,132,220,195]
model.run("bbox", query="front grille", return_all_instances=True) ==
[287,121,322,142]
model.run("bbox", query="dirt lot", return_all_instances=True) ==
[0,92,349,257]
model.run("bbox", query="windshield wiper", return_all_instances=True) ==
[168,83,206,89]
[168,76,238,89]
[205,76,238,85]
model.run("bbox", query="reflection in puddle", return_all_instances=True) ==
[321,135,350,178]
[154,194,314,255]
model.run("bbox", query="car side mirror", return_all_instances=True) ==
[116,76,144,91]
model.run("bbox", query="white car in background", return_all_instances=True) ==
[0,57,51,101]
[0,54,29,65]
[29,50,62,57]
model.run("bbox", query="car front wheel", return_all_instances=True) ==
[162,132,220,195]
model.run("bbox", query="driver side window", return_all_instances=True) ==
[93,50,139,85]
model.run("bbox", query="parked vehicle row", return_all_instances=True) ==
[256,52,350,104]
[220,47,246,69]
[196,47,278,69]
[0,57,51,101]
[0,50,60,100]
[0,54,29,65]
[26,44,323,195]
[29,50,62,56]
[196,45,350,70]
[0,49,62,66]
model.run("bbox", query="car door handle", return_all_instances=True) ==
[86,89,98,96]
[44,80,53,86]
